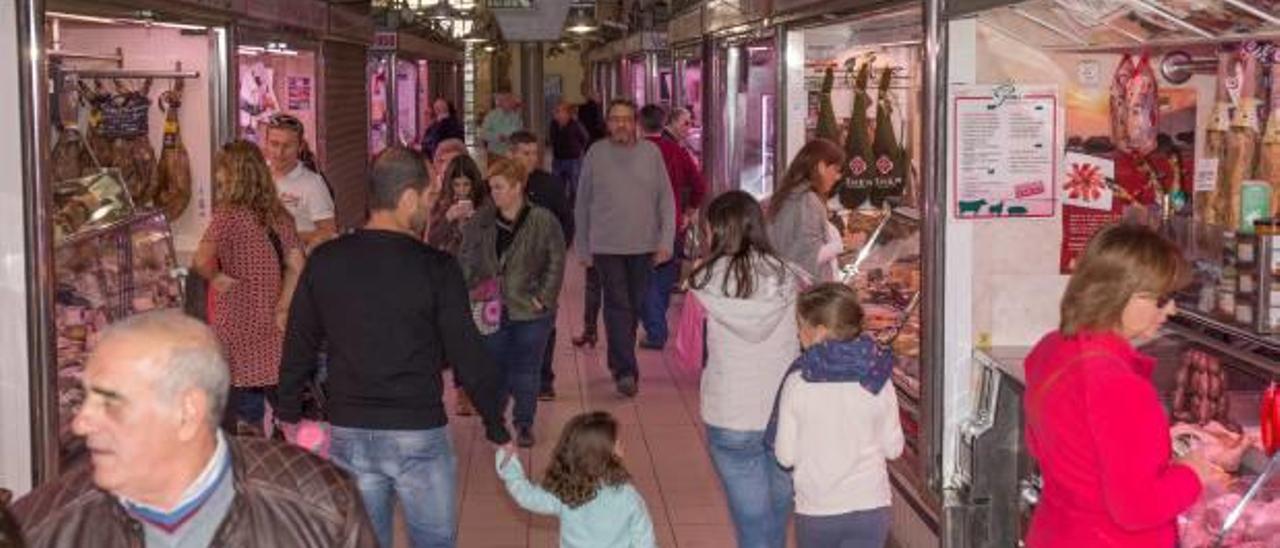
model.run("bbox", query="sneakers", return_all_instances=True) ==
[616,376,638,398]
[517,426,536,448]
[538,386,557,401]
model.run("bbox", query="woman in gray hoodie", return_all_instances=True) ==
[689,191,806,548]
[766,139,846,282]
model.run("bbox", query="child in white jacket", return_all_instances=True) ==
[772,282,905,548]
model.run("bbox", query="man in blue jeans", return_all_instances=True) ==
[637,104,706,349]
[279,147,513,548]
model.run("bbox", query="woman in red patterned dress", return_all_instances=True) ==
[194,140,305,431]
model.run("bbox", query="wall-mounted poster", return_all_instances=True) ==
[949,84,1059,220]
[287,76,311,110]
[238,61,280,144]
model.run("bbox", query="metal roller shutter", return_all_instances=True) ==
[321,41,369,230]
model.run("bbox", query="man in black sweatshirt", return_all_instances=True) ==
[510,130,573,401]
[277,146,511,548]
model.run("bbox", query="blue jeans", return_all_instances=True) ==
[329,426,458,548]
[641,256,680,346]
[705,425,794,548]
[553,157,583,201]
[484,314,554,428]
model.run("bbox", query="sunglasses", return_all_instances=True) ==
[267,114,304,132]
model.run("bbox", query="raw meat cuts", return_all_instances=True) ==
[155,80,192,221]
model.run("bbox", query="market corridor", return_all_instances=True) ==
[416,263,737,548]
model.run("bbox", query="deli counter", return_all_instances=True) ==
[952,316,1280,547]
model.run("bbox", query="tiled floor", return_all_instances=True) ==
[395,263,738,547]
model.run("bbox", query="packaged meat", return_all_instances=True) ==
[1110,53,1135,151]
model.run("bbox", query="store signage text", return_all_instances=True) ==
[372,32,399,51]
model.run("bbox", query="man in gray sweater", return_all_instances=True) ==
[575,98,676,397]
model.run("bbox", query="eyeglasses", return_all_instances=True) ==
[1136,292,1176,308]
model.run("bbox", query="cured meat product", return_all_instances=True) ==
[50,128,95,183]
[1171,421,1251,473]
[840,60,874,209]
[815,66,840,143]
[869,66,908,207]
[154,81,192,221]
[1262,55,1280,218]
[1181,490,1280,547]
[1199,51,1235,225]
[1217,52,1261,230]
[1110,53,1134,150]
[1125,54,1160,155]
[1172,349,1236,427]
[79,81,116,174]
[111,136,158,208]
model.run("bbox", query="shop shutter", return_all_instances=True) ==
[321,41,370,230]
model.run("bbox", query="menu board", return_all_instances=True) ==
[950,84,1059,219]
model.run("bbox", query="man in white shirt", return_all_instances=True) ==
[263,114,337,250]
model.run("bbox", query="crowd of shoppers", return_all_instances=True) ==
[6,85,1215,548]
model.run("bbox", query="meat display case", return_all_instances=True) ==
[51,210,183,467]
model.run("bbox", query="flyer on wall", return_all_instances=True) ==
[949,83,1060,220]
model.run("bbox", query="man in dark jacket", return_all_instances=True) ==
[510,130,574,400]
[548,102,591,204]
[578,87,607,144]
[278,147,512,548]
[13,311,376,548]
[638,104,707,349]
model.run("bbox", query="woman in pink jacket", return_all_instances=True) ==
[1024,224,1215,547]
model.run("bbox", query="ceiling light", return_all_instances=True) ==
[565,9,598,34]
[426,0,457,21]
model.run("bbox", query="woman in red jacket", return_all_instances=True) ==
[1024,224,1215,547]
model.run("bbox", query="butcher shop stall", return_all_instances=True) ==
[38,1,235,482]
[768,0,942,544]
[928,0,1280,546]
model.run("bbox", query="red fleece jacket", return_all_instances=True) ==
[645,134,706,233]
[1024,331,1201,548]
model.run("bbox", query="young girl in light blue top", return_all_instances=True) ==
[496,411,656,548]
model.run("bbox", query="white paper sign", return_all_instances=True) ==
[1194,158,1220,193]
[1062,152,1114,211]
[950,84,1059,219]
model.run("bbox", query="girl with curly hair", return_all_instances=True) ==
[495,411,655,547]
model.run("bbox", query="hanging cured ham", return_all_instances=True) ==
[869,65,908,207]
[1260,55,1280,218]
[839,60,874,209]
[102,79,158,207]
[1124,53,1159,156]
[50,128,95,183]
[1217,52,1260,229]
[1109,53,1135,151]
[79,81,116,175]
[1199,50,1234,225]
[816,66,840,143]
[155,80,192,221]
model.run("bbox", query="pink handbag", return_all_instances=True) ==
[673,292,707,375]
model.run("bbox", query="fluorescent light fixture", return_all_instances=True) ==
[47,11,207,31]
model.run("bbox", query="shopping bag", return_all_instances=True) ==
[673,292,707,375]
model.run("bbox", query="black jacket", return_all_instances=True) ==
[526,169,574,248]
[548,119,590,160]
[421,116,466,161]
[578,100,607,143]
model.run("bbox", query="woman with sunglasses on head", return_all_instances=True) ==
[194,140,306,433]
[1023,223,1216,548]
